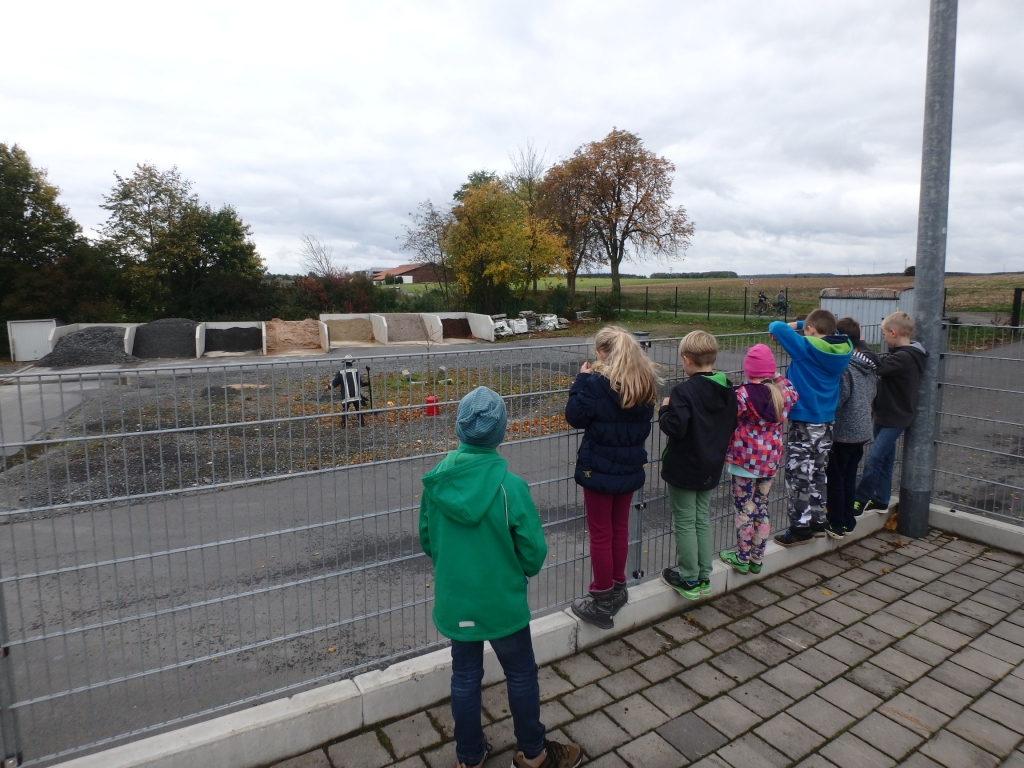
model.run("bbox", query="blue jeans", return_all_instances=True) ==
[855,425,904,506]
[451,625,545,764]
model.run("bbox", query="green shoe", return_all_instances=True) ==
[720,550,750,574]
[662,568,702,599]
[699,580,711,596]
[748,561,762,574]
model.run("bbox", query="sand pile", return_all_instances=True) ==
[133,318,198,359]
[266,319,322,351]
[38,327,140,368]
[326,318,373,342]
[206,327,262,352]
[441,318,473,339]
[382,314,428,343]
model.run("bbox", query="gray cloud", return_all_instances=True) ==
[1,0,1021,277]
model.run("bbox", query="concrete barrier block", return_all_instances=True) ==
[53,680,361,768]
[356,646,453,725]
[531,611,579,665]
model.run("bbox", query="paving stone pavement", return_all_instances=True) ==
[274,529,1024,768]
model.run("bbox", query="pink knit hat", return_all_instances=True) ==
[744,344,777,379]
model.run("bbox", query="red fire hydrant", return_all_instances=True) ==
[425,395,439,416]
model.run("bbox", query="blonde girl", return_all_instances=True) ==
[564,326,659,629]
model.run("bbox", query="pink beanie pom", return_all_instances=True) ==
[744,344,777,379]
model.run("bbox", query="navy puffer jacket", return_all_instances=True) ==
[565,372,655,495]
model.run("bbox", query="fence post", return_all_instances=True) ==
[1012,288,1023,327]
[645,286,649,316]
[744,287,748,321]
[674,287,678,317]
[900,0,958,540]
[784,288,789,322]
[618,289,621,314]
[0,557,22,768]
[707,287,711,320]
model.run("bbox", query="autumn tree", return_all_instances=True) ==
[574,129,694,295]
[0,144,125,351]
[506,142,556,295]
[538,154,604,301]
[400,200,456,307]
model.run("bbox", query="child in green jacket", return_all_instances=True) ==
[419,387,582,768]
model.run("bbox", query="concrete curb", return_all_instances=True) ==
[55,506,897,768]
[929,503,1024,554]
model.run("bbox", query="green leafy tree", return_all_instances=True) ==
[1,144,125,353]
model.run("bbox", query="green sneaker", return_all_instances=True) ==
[662,568,702,599]
[720,550,749,574]
[699,580,711,596]
[748,561,762,574]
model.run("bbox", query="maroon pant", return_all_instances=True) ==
[583,488,633,592]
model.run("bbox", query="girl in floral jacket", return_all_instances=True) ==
[720,344,798,574]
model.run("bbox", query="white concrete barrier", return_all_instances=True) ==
[369,314,388,345]
[195,323,206,358]
[420,314,444,343]
[318,321,330,352]
[466,313,495,342]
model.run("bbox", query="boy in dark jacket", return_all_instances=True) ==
[769,310,853,546]
[420,387,582,768]
[659,331,738,599]
[825,318,877,539]
[855,311,928,514]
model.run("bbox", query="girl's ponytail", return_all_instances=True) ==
[764,380,785,422]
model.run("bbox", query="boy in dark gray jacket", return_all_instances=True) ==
[825,318,877,538]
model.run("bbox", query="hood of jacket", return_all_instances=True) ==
[744,382,777,422]
[420,445,507,526]
[849,350,877,376]
[689,371,733,413]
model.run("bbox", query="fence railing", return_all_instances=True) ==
[583,285,795,320]
[0,323,1011,765]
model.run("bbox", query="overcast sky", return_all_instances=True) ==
[2,1,1022,276]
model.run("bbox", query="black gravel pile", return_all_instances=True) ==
[37,327,140,368]
[206,327,262,352]
[133,318,198,359]
[441,318,473,338]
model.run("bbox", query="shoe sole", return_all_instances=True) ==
[825,530,845,540]
[570,603,613,630]
[775,536,814,548]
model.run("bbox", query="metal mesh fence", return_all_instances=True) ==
[934,324,1024,522]
[0,323,913,765]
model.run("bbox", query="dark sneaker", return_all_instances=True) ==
[864,499,889,514]
[810,524,827,538]
[720,550,749,574]
[825,523,846,540]
[610,582,628,615]
[457,742,493,768]
[853,501,864,517]
[662,568,702,599]
[748,561,762,574]
[571,590,614,630]
[513,739,583,768]
[774,529,814,547]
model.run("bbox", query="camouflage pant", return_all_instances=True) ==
[785,421,833,530]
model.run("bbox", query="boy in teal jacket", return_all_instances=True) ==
[419,387,582,768]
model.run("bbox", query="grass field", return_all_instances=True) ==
[402,272,1024,315]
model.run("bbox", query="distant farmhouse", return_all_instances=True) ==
[371,264,441,285]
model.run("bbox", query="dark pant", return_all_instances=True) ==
[451,625,545,764]
[855,425,904,506]
[582,488,632,592]
[827,441,865,532]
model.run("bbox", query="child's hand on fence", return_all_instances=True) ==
[662,396,670,407]
[580,361,592,374]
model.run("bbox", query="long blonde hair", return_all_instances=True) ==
[761,380,786,423]
[591,326,661,409]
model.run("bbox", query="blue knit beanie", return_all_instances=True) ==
[455,387,507,448]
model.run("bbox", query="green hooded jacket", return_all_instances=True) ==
[419,444,548,642]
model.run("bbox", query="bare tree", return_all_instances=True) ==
[300,234,339,278]
[400,200,455,307]
[539,155,605,301]
[506,141,552,295]
[576,129,694,295]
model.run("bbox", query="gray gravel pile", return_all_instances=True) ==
[36,327,140,368]
[133,318,198,359]
[206,327,262,352]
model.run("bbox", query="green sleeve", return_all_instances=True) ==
[507,479,548,577]
[417,493,432,559]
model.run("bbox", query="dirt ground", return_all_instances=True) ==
[441,318,473,338]
[326,319,374,342]
[266,319,322,350]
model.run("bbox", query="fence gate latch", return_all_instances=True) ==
[633,502,647,511]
